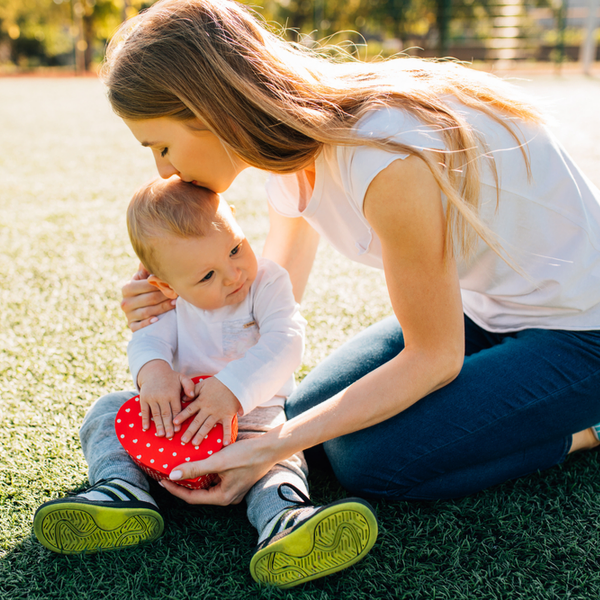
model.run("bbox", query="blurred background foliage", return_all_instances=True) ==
[0,0,598,70]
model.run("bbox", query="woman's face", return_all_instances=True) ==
[124,117,251,193]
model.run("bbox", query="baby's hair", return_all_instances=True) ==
[127,177,220,277]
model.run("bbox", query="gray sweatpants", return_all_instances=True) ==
[79,391,309,534]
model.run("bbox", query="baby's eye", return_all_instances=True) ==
[200,271,214,283]
[230,244,242,256]
[160,147,168,158]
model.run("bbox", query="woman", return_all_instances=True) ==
[111,0,600,561]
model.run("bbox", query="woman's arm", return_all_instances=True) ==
[262,205,320,303]
[161,155,465,505]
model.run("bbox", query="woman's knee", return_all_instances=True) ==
[323,434,413,499]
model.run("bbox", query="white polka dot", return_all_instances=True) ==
[217,439,221,443]
[208,450,213,455]
[163,464,168,469]
[172,452,177,457]
[159,448,164,452]
[125,408,131,413]
[117,419,121,423]
[136,455,142,459]
[185,457,190,462]
[129,423,134,428]
[120,434,125,439]
[133,439,138,444]
[146,443,151,447]
[150,459,155,464]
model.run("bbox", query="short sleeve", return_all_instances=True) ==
[265,173,303,218]
[339,106,448,216]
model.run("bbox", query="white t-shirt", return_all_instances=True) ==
[127,258,306,415]
[266,101,600,333]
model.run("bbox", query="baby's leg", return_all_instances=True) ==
[80,390,149,490]
[238,406,309,534]
[34,390,163,554]
[242,406,378,589]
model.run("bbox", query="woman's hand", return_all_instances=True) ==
[121,264,175,332]
[159,434,278,506]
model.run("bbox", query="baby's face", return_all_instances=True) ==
[155,202,258,311]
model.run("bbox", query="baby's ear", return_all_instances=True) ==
[148,275,178,300]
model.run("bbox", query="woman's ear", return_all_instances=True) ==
[148,275,179,300]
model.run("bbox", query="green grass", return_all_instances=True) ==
[1,75,600,600]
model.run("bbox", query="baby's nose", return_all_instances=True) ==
[225,267,241,285]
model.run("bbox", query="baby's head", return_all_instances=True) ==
[127,177,257,311]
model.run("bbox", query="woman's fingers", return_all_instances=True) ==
[121,293,174,328]
[160,478,245,506]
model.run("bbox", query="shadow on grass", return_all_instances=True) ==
[4,453,600,600]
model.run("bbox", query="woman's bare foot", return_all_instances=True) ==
[569,428,600,454]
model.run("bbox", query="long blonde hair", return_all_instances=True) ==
[102,0,542,259]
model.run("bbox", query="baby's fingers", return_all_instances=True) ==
[191,416,218,446]
[181,411,209,444]
[150,403,167,437]
[180,375,196,401]
[140,401,152,432]
[170,397,182,434]
[173,399,201,426]
[221,418,233,446]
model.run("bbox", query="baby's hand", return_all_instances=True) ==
[174,377,242,446]
[137,360,196,438]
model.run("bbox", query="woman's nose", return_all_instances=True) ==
[154,155,179,179]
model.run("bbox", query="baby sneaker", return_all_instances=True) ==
[34,478,163,554]
[250,483,378,588]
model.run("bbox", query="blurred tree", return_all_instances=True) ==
[0,0,73,66]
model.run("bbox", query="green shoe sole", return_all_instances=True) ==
[250,499,378,589]
[34,499,164,554]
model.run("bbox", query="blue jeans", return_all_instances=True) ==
[286,315,600,500]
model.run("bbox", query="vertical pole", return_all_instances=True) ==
[555,0,567,74]
[438,0,451,56]
[581,0,599,74]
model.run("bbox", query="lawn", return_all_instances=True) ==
[1,74,600,600]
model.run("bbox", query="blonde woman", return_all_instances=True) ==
[56,0,600,584]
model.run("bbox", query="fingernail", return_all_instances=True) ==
[171,299,177,306]
[223,441,229,446]
[150,317,158,324]
[170,470,182,480]
[158,480,165,487]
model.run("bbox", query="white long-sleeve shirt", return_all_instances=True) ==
[127,258,306,415]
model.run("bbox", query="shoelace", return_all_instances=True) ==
[277,482,314,507]
[66,478,110,497]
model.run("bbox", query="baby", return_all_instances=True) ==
[34,177,378,588]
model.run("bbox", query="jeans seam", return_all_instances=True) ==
[387,363,600,495]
